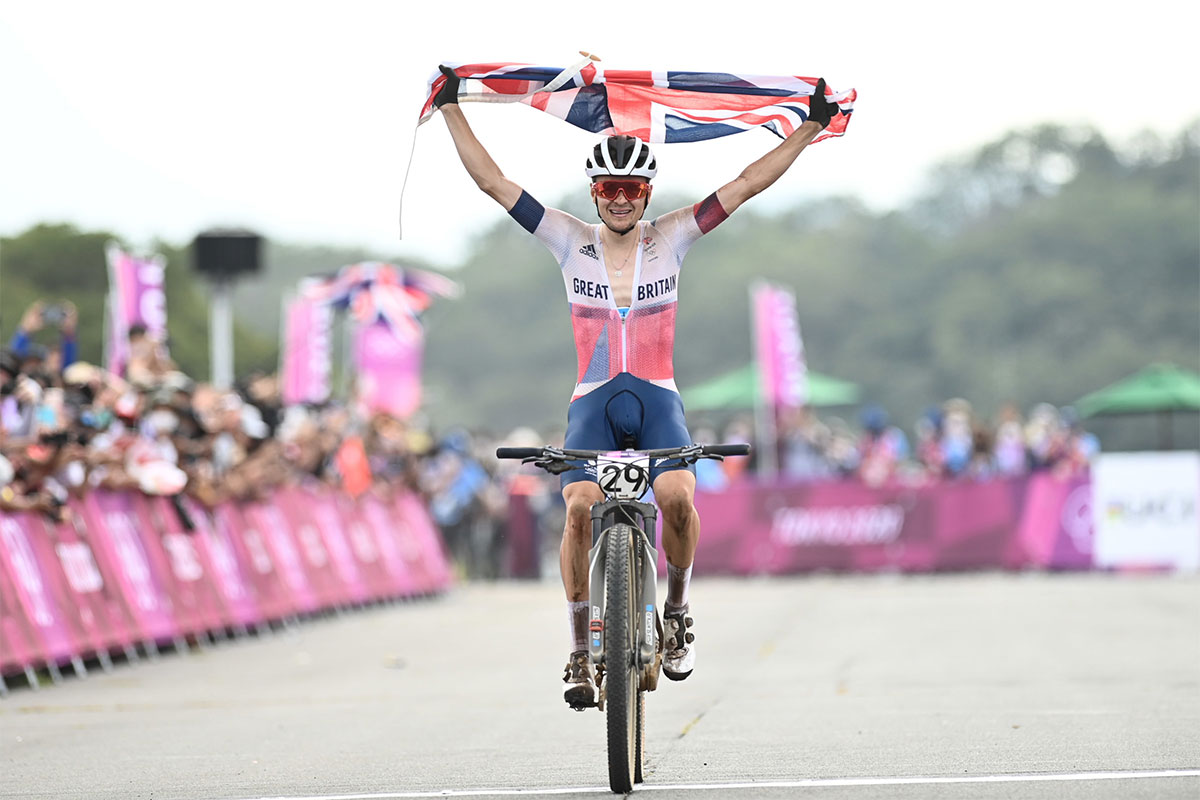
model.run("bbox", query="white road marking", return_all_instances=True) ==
[230,769,1200,800]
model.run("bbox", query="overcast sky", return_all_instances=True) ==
[2,1,1197,270]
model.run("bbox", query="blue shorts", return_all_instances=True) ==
[561,373,694,489]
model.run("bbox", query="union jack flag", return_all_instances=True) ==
[419,59,855,144]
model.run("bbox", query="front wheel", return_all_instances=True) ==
[604,524,640,793]
[634,687,645,783]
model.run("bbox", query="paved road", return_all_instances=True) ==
[1,574,1198,799]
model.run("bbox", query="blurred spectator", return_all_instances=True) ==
[421,428,505,579]
[855,405,909,487]
[992,404,1028,477]
[125,322,175,388]
[779,406,834,481]
[8,300,78,374]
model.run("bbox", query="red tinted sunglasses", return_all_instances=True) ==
[592,179,652,201]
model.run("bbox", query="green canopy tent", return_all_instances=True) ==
[682,363,861,411]
[1076,363,1200,449]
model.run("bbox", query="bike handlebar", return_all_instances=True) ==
[699,443,751,457]
[495,443,751,461]
[495,447,543,460]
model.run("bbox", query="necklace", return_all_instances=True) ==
[608,239,637,277]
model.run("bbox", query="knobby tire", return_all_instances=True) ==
[604,524,639,793]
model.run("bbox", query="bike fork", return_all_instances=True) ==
[587,520,662,675]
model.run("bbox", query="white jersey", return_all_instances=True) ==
[509,191,729,400]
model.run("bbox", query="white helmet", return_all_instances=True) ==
[585,135,657,180]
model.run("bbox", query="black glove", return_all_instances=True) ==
[807,78,839,129]
[434,65,460,108]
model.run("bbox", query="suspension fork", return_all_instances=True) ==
[587,500,660,668]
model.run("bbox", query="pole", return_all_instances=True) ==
[750,282,778,477]
[210,276,234,390]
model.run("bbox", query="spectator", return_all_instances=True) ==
[125,322,175,388]
[8,300,78,374]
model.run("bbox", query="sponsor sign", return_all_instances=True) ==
[1093,452,1200,572]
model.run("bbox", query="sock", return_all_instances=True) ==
[568,601,589,653]
[665,563,692,612]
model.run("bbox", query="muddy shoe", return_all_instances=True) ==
[563,650,596,710]
[662,606,695,681]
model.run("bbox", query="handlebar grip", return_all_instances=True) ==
[495,447,543,460]
[701,443,752,457]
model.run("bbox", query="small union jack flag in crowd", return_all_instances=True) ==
[419,57,855,144]
[300,262,460,337]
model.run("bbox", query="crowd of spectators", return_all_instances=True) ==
[0,300,432,526]
[772,398,1099,487]
[2,297,1100,580]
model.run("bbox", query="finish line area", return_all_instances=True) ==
[3,577,1197,800]
[226,770,1200,799]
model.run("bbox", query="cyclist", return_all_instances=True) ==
[433,67,840,708]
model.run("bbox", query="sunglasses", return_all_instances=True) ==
[592,179,652,201]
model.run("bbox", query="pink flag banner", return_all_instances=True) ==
[354,319,423,419]
[752,282,807,411]
[280,288,334,405]
[291,263,458,417]
[105,243,168,378]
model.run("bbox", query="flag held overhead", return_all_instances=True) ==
[420,59,855,144]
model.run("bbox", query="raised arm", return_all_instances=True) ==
[714,78,841,215]
[435,67,524,212]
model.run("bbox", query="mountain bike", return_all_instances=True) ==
[496,442,750,793]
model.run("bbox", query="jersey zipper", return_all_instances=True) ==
[620,311,628,373]
[602,223,641,377]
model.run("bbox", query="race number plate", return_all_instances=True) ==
[597,452,651,500]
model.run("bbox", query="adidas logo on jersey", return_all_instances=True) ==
[578,244,598,260]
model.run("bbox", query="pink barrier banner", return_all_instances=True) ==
[38,512,133,656]
[182,498,261,628]
[392,490,452,592]
[59,506,142,651]
[1012,474,1093,569]
[0,513,85,663]
[271,490,346,608]
[79,492,178,643]
[332,493,395,600]
[691,476,1082,574]
[242,502,320,614]
[0,556,41,671]
[214,503,294,622]
[301,487,369,605]
[146,497,235,634]
[358,493,418,598]
[2,485,452,675]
